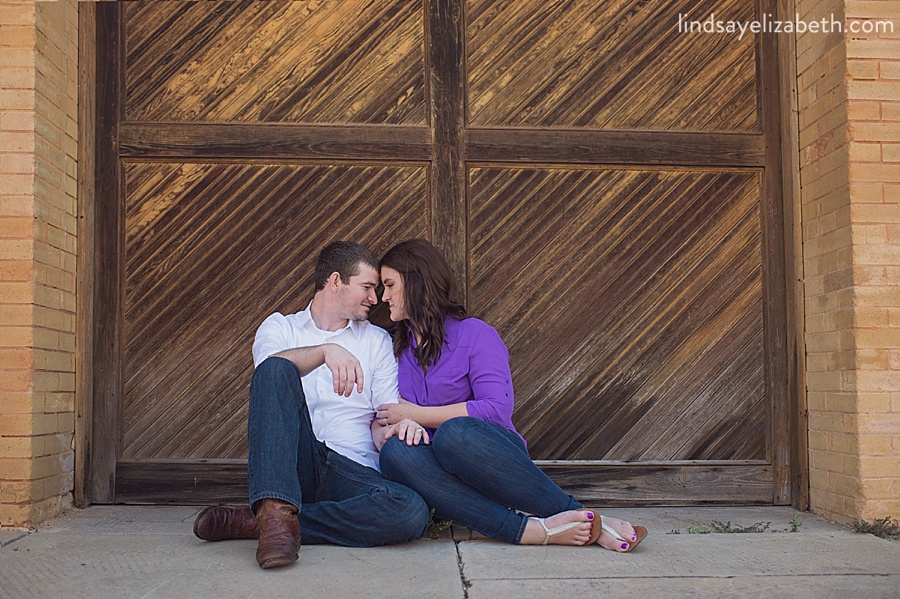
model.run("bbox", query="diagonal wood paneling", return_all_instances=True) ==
[469,168,764,461]
[124,0,425,124]
[467,0,757,130]
[122,163,428,459]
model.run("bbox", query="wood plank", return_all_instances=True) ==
[759,0,791,506]
[90,1,124,504]
[539,461,774,506]
[119,122,431,161]
[114,460,772,506]
[467,128,765,167]
[75,0,96,509]
[775,0,809,511]
[428,0,468,296]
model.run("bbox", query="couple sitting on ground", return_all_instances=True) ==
[193,239,647,569]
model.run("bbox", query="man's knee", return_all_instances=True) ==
[253,356,298,382]
[378,436,414,477]
[381,483,429,543]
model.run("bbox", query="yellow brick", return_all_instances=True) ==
[859,478,895,499]
[858,392,893,412]
[853,244,900,264]
[829,471,862,497]
[847,99,881,120]
[849,161,900,182]
[859,455,900,477]
[848,59,879,80]
[0,456,32,479]
[884,144,900,162]
[858,434,894,456]
[0,479,40,504]
[0,260,32,281]
[0,369,31,393]
[847,38,900,61]
[852,121,900,142]
[885,103,900,121]
[849,141,883,162]
[0,391,36,413]
[854,369,900,392]
[0,436,33,459]
[852,203,900,223]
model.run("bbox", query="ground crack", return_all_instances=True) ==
[454,540,472,598]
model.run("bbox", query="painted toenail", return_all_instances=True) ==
[587,512,594,520]
[621,543,629,550]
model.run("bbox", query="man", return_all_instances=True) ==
[193,241,429,569]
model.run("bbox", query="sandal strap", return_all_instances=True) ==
[532,517,581,545]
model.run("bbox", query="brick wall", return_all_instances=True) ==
[798,0,900,522]
[0,0,78,529]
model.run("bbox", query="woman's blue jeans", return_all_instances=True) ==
[247,357,429,546]
[379,416,582,544]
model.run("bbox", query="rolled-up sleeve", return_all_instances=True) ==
[465,325,515,427]
[368,331,400,408]
[252,312,290,368]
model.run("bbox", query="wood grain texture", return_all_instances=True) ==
[468,168,765,462]
[122,163,428,459]
[467,0,758,130]
[124,0,425,124]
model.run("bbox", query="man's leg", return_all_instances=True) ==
[297,448,429,547]
[379,436,527,544]
[246,357,317,567]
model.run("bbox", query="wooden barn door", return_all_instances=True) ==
[86,0,795,505]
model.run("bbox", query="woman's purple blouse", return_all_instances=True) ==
[397,316,525,445]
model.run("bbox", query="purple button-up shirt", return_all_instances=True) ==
[397,316,525,445]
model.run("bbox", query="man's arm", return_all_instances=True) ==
[273,344,364,397]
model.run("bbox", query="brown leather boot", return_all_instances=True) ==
[193,505,259,541]
[255,498,301,569]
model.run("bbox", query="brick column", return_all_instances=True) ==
[0,0,78,528]
[798,0,900,522]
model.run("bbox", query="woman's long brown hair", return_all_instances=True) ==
[380,239,467,368]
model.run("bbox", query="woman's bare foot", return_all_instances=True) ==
[596,516,638,552]
[519,510,594,545]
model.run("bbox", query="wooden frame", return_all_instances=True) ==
[79,0,806,506]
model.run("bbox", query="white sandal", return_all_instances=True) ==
[598,519,648,552]
[532,517,583,545]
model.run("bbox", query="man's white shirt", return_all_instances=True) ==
[252,303,399,471]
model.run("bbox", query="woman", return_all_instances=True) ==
[374,238,647,550]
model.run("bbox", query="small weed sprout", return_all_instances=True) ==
[789,514,802,532]
[686,522,710,534]
[426,508,453,539]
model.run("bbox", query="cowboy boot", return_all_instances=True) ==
[255,498,301,569]
[193,505,259,541]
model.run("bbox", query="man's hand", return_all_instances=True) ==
[322,343,364,396]
[375,397,417,425]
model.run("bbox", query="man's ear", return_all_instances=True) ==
[327,271,342,290]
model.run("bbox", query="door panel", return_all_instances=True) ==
[469,168,764,461]
[125,0,426,124]
[123,163,428,460]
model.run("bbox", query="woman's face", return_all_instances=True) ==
[380,266,408,322]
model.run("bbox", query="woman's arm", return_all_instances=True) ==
[376,399,468,429]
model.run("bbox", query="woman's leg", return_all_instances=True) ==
[431,417,580,517]
[432,417,639,549]
[380,436,528,544]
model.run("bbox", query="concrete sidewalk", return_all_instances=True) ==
[1,505,898,598]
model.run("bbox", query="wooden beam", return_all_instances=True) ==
[467,128,766,168]
[113,459,772,506]
[119,122,432,161]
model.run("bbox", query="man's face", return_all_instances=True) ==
[337,263,379,321]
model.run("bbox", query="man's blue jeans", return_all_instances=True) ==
[247,357,429,546]
[379,416,582,544]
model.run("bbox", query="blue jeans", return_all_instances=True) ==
[247,357,429,546]
[379,416,582,544]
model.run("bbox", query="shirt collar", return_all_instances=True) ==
[301,300,363,339]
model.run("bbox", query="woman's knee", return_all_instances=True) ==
[378,437,422,481]
[433,416,480,454]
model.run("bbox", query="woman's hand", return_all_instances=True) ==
[375,397,417,426]
[381,418,430,446]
